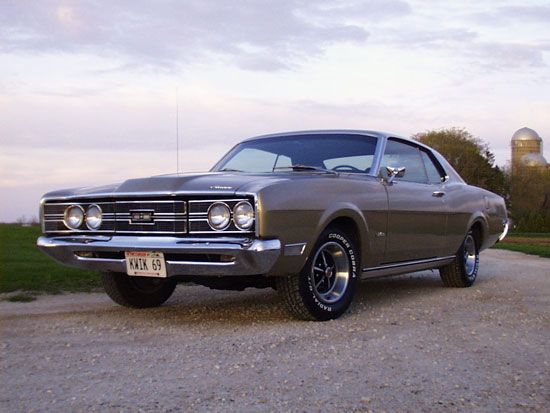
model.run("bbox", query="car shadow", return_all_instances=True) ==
[91,269,476,325]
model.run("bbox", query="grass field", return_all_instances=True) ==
[491,232,550,258]
[0,224,101,294]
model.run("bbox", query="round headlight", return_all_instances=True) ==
[207,202,231,230]
[63,205,84,229]
[86,204,103,230]
[233,201,254,230]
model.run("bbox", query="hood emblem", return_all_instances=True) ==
[210,185,233,190]
[130,210,154,224]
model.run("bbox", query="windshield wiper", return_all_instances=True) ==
[273,164,338,175]
[218,168,243,172]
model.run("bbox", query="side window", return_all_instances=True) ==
[420,150,445,184]
[382,139,427,183]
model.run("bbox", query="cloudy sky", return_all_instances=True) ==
[1,0,549,222]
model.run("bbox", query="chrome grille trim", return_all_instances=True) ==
[43,197,255,235]
[43,200,187,235]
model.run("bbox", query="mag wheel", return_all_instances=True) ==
[277,227,359,321]
[101,272,177,308]
[310,242,351,304]
[440,230,480,288]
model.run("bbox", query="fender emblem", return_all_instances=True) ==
[210,185,233,190]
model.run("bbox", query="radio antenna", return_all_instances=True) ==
[176,88,180,174]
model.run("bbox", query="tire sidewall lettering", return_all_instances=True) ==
[328,232,357,278]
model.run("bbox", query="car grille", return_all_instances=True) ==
[43,200,187,235]
[42,198,255,235]
[114,200,187,234]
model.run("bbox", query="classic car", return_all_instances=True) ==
[37,130,508,320]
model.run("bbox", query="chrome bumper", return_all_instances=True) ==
[37,235,281,277]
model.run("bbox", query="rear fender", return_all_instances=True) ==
[466,213,489,251]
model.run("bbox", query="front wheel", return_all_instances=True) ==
[277,228,359,321]
[101,272,177,308]
[439,230,479,288]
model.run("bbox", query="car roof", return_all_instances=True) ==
[245,129,445,155]
[243,129,393,142]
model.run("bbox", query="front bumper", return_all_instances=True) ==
[37,235,281,277]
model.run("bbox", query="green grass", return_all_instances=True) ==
[0,224,101,293]
[492,232,550,258]
[492,243,550,258]
[508,232,550,238]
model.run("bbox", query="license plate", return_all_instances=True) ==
[125,251,167,278]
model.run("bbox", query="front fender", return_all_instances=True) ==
[264,203,373,277]
[308,203,371,263]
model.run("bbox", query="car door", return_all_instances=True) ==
[381,138,448,263]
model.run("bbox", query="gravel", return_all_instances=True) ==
[1,249,549,412]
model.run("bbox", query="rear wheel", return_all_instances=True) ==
[101,272,177,308]
[277,228,359,321]
[439,230,479,287]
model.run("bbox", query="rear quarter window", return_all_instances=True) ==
[420,150,446,184]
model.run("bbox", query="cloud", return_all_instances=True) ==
[299,0,411,21]
[471,4,550,25]
[370,25,547,71]
[4,0,545,74]
[0,0,411,71]
[469,42,548,69]
[374,27,478,47]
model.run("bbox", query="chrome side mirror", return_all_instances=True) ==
[385,166,406,184]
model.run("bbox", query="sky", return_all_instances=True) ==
[1,0,549,222]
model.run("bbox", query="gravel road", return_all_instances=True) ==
[1,249,549,412]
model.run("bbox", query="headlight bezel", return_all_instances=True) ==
[63,204,85,230]
[207,202,232,231]
[233,200,255,230]
[85,204,103,230]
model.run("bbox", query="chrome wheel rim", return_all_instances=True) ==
[463,234,477,277]
[311,242,350,304]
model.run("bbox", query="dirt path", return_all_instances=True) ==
[1,249,549,412]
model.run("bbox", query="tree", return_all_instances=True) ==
[414,127,507,197]
[509,167,550,232]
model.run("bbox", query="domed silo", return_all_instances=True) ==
[511,127,543,173]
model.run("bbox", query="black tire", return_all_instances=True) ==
[101,272,177,308]
[277,227,359,321]
[439,230,479,288]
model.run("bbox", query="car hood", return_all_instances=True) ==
[42,172,299,199]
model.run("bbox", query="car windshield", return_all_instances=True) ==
[212,134,379,174]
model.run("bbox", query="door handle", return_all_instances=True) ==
[432,191,445,198]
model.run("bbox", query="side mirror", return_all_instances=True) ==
[385,166,406,184]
